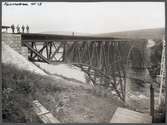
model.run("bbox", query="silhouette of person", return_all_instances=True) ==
[21,25,25,33]
[26,25,29,33]
[16,25,20,33]
[11,24,15,33]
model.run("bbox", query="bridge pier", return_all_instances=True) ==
[2,33,28,59]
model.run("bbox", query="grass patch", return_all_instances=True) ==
[2,63,63,123]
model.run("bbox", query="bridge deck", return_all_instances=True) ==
[21,33,143,41]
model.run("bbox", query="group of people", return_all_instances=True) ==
[11,24,30,33]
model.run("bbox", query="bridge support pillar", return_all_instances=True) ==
[2,33,28,59]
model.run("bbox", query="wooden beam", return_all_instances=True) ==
[22,41,50,63]
[32,100,60,123]
[50,42,63,60]
[32,43,47,59]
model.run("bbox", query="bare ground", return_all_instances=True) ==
[35,76,125,123]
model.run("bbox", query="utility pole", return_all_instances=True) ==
[158,38,166,105]
[150,83,154,122]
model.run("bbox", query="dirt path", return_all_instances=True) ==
[36,77,125,123]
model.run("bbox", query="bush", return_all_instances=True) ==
[2,63,39,122]
[2,63,62,123]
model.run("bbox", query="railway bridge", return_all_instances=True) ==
[21,33,147,101]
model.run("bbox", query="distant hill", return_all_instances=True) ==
[40,28,165,40]
[39,31,93,36]
[95,28,165,40]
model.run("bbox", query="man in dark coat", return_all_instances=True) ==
[16,25,20,33]
[26,25,29,33]
[21,25,25,33]
[11,24,15,33]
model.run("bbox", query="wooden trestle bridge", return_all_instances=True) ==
[21,33,147,101]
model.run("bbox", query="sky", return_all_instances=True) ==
[2,2,165,34]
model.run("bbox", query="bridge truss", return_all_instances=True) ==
[22,34,146,101]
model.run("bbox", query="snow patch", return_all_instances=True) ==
[35,62,86,83]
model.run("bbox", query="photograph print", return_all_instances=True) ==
[1,1,166,123]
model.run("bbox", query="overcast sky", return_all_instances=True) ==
[2,2,165,34]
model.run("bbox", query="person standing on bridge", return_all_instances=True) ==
[11,24,15,33]
[16,25,20,33]
[26,25,29,33]
[21,25,25,33]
